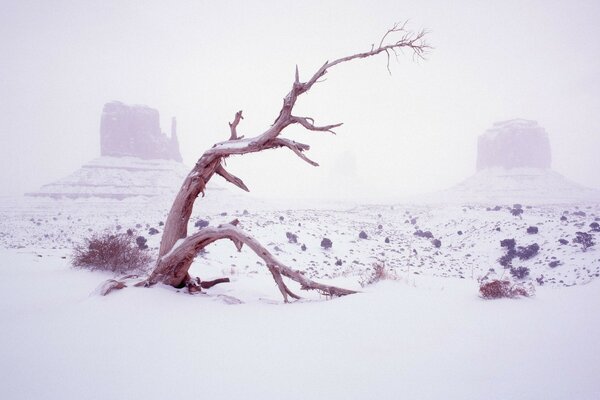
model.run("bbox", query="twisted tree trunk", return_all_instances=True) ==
[141,22,428,301]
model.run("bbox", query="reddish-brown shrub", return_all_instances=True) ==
[72,232,152,273]
[359,262,396,287]
[479,279,534,299]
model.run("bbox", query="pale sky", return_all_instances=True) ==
[1,0,599,200]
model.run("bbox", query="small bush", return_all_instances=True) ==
[286,232,298,243]
[136,236,148,250]
[573,232,595,252]
[320,238,332,249]
[500,238,516,250]
[510,208,523,217]
[558,238,568,245]
[72,233,152,273]
[431,238,441,248]
[516,243,539,260]
[359,262,396,287]
[359,230,368,239]
[510,266,530,280]
[414,230,433,239]
[526,226,538,234]
[479,279,534,299]
[194,219,209,229]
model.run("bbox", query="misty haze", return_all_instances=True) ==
[1,1,599,399]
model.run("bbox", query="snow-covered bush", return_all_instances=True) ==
[72,233,152,273]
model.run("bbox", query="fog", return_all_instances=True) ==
[1,0,599,200]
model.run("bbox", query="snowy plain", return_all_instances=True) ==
[1,191,599,399]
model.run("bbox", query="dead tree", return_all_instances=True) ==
[138,23,429,301]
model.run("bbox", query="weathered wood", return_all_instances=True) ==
[149,22,429,301]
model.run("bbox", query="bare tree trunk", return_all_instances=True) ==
[142,22,429,301]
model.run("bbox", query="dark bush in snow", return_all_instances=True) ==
[510,266,530,280]
[320,238,332,249]
[510,208,523,217]
[526,226,539,234]
[573,211,586,217]
[457,230,463,235]
[136,236,148,250]
[549,260,561,268]
[516,243,540,260]
[335,259,343,266]
[498,250,516,268]
[558,238,568,245]
[414,230,433,239]
[573,232,595,252]
[148,227,159,235]
[590,222,600,232]
[72,233,152,273]
[384,237,390,243]
[286,232,298,243]
[301,244,307,251]
[431,238,441,248]
[359,230,368,239]
[560,216,567,222]
[194,219,209,229]
[500,238,516,250]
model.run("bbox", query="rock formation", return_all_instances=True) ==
[476,119,551,171]
[27,101,195,199]
[100,101,182,162]
[416,118,600,204]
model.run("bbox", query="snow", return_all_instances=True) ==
[1,194,599,399]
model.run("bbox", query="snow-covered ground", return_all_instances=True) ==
[1,194,599,399]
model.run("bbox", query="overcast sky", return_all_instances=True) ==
[1,0,599,200]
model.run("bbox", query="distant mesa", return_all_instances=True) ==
[476,119,551,171]
[420,118,600,204]
[27,101,195,199]
[101,101,182,162]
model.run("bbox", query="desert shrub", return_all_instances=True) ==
[136,236,148,250]
[498,251,515,268]
[479,279,534,299]
[414,230,433,239]
[500,238,516,250]
[590,222,600,232]
[286,232,298,243]
[359,262,396,287]
[510,208,523,217]
[558,238,568,245]
[431,238,441,248]
[526,226,538,234]
[549,260,561,268]
[320,238,332,249]
[573,232,595,252]
[72,232,152,273]
[516,243,540,260]
[510,266,530,279]
[359,230,368,239]
[148,227,159,235]
[560,216,567,222]
[194,219,209,229]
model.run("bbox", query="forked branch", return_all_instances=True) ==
[149,22,429,301]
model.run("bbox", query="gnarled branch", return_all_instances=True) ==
[149,22,429,301]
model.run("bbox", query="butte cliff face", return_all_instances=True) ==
[100,101,182,162]
[476,119,551,171]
